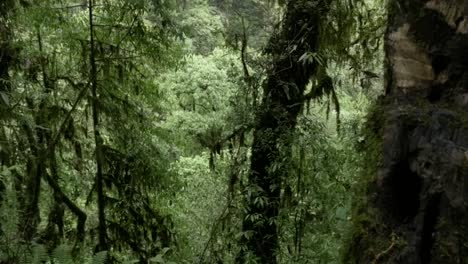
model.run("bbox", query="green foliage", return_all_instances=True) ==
[0,0,386,263]
[341,98,388,264]
[0,167,108,264]
[178,1,225,54]
[274,89,375,263]
[0,170,23,262]
[166,154,226,260]
[210,0,281,49]
[29,244,49,264]
[159,47,251,156]
[1,0,183,261]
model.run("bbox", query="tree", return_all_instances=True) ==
[346,1,468,263]
[237,0,331,262]
[87,0,108,251]
[0,0,181,261]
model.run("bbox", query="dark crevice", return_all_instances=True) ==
[410,9,454,52]
[385,161,422,222]
[427,85,443,102]
[420,193,441,264]
[432,55,450,75]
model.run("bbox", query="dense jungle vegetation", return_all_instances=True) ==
[1,0,467,263]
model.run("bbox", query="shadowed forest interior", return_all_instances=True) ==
[0,0,467,263]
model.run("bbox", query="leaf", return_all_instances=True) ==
[0,91,9,106]
[335,206,347,220]
[149,254,165,263]
[161,247,171,255]
[123,260,140,264]
[363,70,379,78]
[298,52,309,63]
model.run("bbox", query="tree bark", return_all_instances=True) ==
[88,0,109,252]
[19,120,43,241]
[347,1,468,263]
[237,1,330,263]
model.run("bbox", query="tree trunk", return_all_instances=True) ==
[237,1,330,263]
[19,120,43,241]
[41,152,66,249]
[88,0,108,252]
[346,1,468,263]
[0,0,15,170]
[0,0,15,95]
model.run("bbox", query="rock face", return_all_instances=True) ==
[347,1,468,263]
[374,106,468,263]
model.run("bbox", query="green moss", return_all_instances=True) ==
[341,98,386,263]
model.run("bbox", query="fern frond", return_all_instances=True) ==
[31,243,49,264]
[92,251,107,264]
[52,244,74,264]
